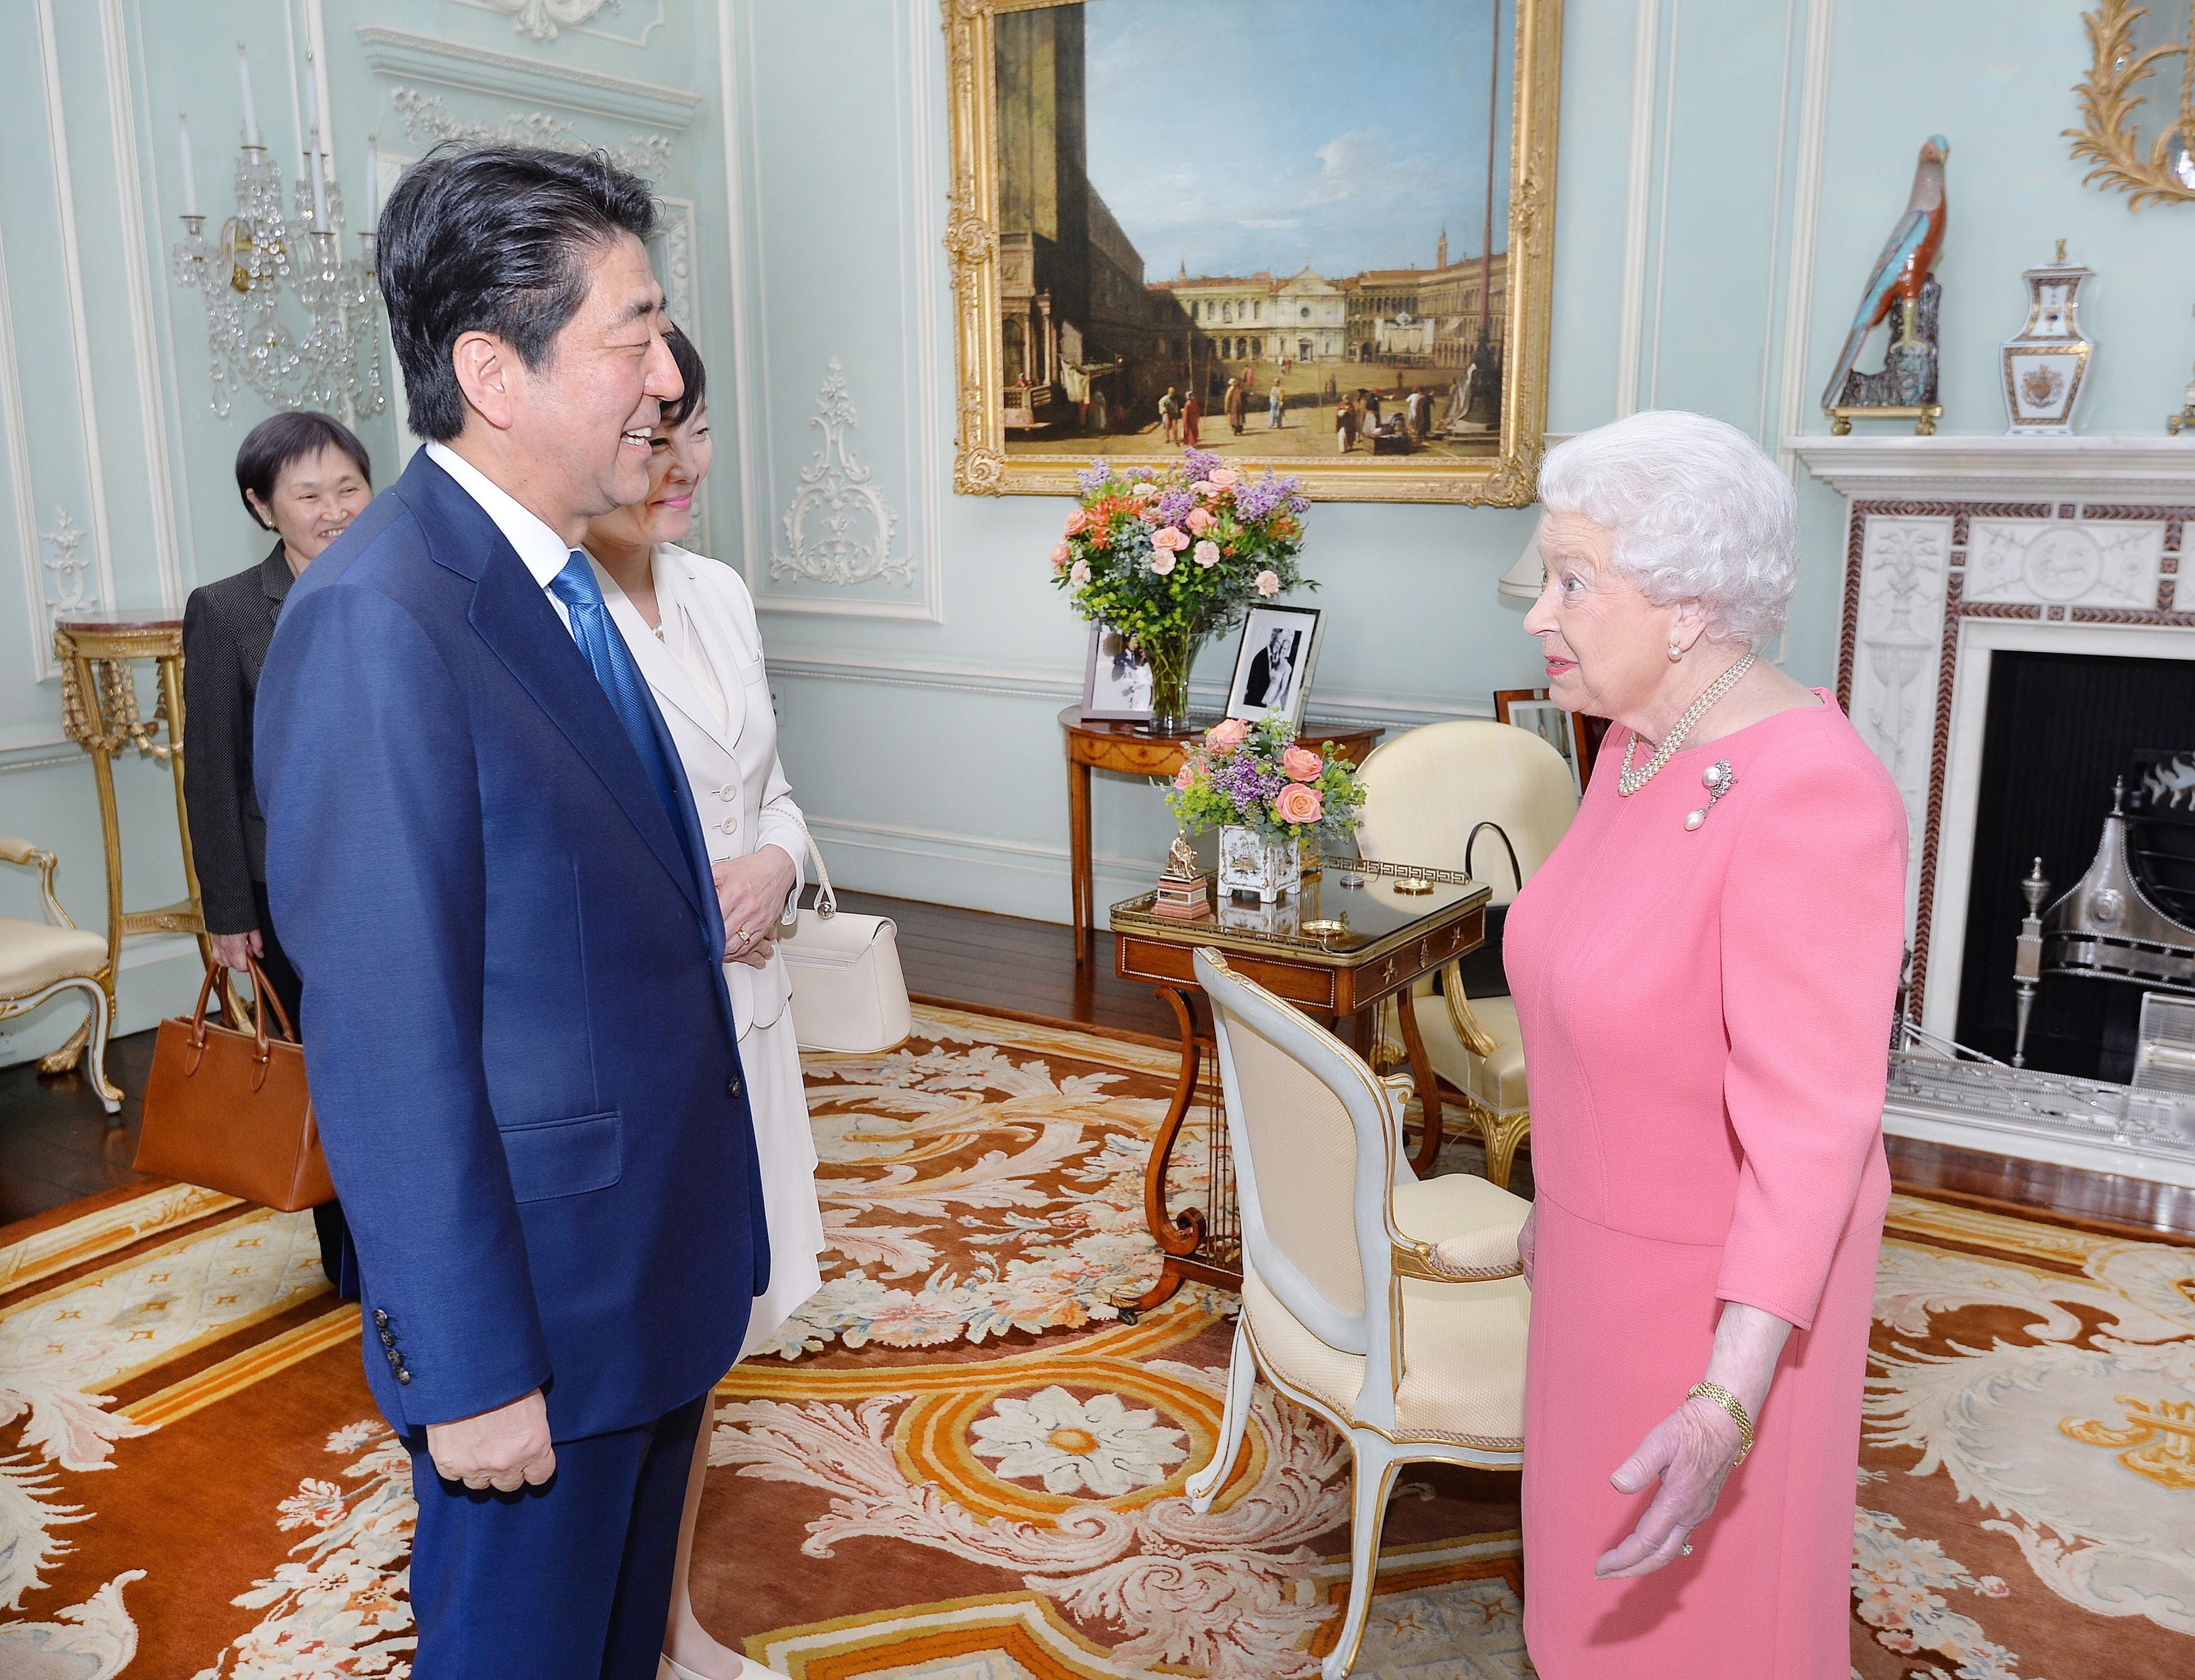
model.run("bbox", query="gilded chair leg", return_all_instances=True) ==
[1322,1437,1402,1680]
[1187,1316,1256,1513]
[1479,1108,1531,1191]
[75,979,122,1115]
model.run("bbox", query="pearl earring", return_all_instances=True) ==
[1668,642,1685,662]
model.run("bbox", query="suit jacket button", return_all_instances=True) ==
[718,783,736,800]
[379,1328,396,1347]
[372,1309,389,1328]
[395,1368,412,1385]
[385,1347,401,1368]
[728,1075,743,1098]
[720,816,738,834]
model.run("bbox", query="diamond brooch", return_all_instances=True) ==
[1684,760,1735,832]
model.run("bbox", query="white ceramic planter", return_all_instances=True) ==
[1218,825,1301,903]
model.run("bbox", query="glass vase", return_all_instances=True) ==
[1141,625,1201,735]
[1218,825,1302,904]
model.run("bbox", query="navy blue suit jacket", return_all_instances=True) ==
[256,449,768,1441]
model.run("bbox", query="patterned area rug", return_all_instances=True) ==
[0,1002,2189,1678]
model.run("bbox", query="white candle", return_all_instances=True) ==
[237,44,261,148]
[300,62,317,152]
[364,131,379,216]
[177,114,199,218]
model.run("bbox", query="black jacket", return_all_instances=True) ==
[182,544,292,934]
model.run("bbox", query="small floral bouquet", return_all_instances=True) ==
[1166,715,1367,848]
[1051,448,1313,721]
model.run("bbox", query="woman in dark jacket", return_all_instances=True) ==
[182,411,372,1294]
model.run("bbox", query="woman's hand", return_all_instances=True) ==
[1594,1301,1792,1579]
[714,847,799,970]
[1517,1205,1536,1288]
[209,929,263,971]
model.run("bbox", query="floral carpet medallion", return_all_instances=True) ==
[0,1004,2189,1679]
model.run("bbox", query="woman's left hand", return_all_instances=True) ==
[1592,1395,1746,1578]
[714,847,798,969]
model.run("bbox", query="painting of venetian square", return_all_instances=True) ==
[995,0,1513,461]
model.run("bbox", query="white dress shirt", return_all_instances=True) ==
[425,441,581,643]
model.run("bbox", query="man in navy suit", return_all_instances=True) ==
[255,145,768,1677]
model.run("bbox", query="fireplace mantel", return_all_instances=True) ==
[1793,433,2195,1186]
[1787,433,2195,500]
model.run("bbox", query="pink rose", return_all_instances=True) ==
[1185,507,1215,534]
[1069,559,1091,584]
[1131,481,1161,500]
[1205,718,1251,749]
[1172,763,1197,790]
[1151,526,1189,552]
[1209,468,1239,489]
[1255,569,1281,597]
[1150,551,1177,576]
[1280,745,1323,781]
[1192,479,1218,498]
[1274,783,1323,825]
[1050,542,1072,570]
[1064,509,1089,537]
[1139,505,1164,524]
[1192,539,1220,568]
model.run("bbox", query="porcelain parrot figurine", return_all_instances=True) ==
[1821,135,1950,412]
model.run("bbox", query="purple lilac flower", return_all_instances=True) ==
[1234,472,1288,523]
[1213,752,1286,819]
[1155,488,1197,526]
[1183,447,1223,481]
[1076,462,1113,494]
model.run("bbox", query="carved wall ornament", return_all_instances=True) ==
[463,0,622,42]
[1965,518,2162,608]
[773,359,914,591]
[2068,0,2195,209]
[40,505,93,615]
[389,87,674,180]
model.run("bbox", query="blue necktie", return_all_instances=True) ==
[547,553,697,883]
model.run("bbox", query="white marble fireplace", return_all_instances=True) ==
[1789,435,2195,1183]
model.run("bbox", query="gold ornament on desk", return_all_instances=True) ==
[1150,832,1213,921]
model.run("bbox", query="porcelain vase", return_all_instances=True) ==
[2001,248,2093,435]
[1218,826,1301,903]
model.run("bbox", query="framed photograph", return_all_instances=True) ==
[1227,605,1323,728]
[1494,687,1599,795]
[1081,621,1156,720]
[942,0,1562,505]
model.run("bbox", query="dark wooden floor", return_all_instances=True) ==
[4,890,2191,1245]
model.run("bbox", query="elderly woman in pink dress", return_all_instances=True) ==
[1505,409,1907,1676]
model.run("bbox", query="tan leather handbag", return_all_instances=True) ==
[135,958,334,1211]
[778,822,911,1054]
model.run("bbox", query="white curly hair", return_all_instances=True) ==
[1535,409,1798,650]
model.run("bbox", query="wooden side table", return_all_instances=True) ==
[1059,705,1380,963]
[48,612,217,1080]
[1109,860,1491,1311]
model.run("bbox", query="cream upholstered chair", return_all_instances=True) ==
[1354,721,1578,1187]
[1,837,120,1112]
[1185,947,1530,1680]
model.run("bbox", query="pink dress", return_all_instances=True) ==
[1504,692,1908,1678]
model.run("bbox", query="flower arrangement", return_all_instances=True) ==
[1051,448,1313,724]
[1166,714,1367,848]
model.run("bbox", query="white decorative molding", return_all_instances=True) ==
[40,507,93,617]
[1772,0,1835,473]
[1789,434,2195,499]
[451,0,668,46]
[388,87,675,178]
[721,0,945,622]
[1612,0,1661,418]
[1643,0,1683,407]
[0,177,45,685]
[34,0,116,658]
[357,24,702,127]
[652,195,696,335]
[772,359,912,589]
[97,0,182,613]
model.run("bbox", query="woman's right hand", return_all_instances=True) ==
[209,929,263,971]
[1518,1204,1536,1288]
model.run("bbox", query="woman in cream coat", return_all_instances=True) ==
[583,326,823,1680]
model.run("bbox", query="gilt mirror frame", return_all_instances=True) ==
[2068,0,2195,209]
[941,0,1563,505]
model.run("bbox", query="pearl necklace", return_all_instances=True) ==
[1616,652,1756,796]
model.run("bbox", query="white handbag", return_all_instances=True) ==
[778,821,912,1054]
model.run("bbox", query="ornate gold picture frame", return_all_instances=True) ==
[942,0,1562,504]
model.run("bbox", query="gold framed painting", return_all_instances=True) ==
[943,0,1562,505]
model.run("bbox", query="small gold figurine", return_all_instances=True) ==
[1151,831,1213,920]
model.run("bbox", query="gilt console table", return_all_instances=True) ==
[1059,705,1380,964]
[48,612,217,1078]
[1109,859,1490,1311]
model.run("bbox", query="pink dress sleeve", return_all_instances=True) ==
[1714,748,1908,1329]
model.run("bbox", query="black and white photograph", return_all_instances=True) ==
[1496,689,1588,796]
[1081,621,1156,720]
[1225,604,1323,727]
